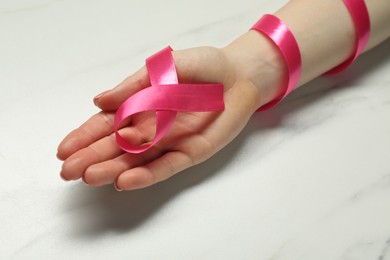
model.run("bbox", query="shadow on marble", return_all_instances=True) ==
[63,121,251,238]
[62,38,390,239]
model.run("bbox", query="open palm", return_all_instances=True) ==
[57,46,261,191]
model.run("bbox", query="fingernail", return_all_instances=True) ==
[94,90,110,103]
[60,172,70,181]
[94,90,109,99]
[114,182,123,192]
[81,174,90,186]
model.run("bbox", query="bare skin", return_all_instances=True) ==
[58,0,390,191]
[57,47,265,191]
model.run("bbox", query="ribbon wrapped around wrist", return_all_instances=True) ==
[325,0,370,75]
[251,0,370,109]
[114,46,224,154]
[251,14,302,111]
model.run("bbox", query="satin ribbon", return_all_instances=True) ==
[114,46,224,154]
[115,0,370,153]
[325,0,370,74]
[251,14,302,110]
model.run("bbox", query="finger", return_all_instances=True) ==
[94,47,231,112]
[60,124,147,181]
[60,134,122,181]
[93,67,150,111]
[115,151,193,191]
[83,147,161,187]
[57,112,115,160]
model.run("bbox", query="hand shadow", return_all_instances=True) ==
[63,38,390,239]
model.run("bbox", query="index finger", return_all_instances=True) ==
[57,111,115,160]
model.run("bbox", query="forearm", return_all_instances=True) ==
[223,0,390,108]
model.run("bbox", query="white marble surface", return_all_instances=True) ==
[1,0,390,259]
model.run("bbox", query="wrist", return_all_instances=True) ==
[222,30,287,108]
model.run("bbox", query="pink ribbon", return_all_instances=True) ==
[251,14,302,111]
[114,46,224,154]
[115,1,370,154]
[325,0,371,75]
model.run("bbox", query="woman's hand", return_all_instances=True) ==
[57,37,282,191]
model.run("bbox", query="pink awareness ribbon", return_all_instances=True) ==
[114,46,224,154]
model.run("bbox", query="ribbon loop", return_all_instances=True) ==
[114,47,224,154]
[251,14,302,111]
[325,0,370,74]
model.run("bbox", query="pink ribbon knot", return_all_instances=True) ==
[114,46,225,153]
